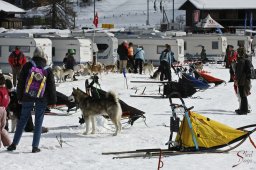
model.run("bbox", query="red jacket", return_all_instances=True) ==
[227,50,237,66]
[8,49,27,67]
[0,87,10,109]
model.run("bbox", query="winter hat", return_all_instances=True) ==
[33,47,48,61]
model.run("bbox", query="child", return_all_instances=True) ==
[0,74,11,148]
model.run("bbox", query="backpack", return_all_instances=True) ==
[244,57,256,79]
[24,60,49,98]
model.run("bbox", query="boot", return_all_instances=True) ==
[32,147,41,153]
[7,143,16,151]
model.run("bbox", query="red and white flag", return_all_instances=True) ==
[93,12,98,28]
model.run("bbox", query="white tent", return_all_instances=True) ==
[196,14,224,29]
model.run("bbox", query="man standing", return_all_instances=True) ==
[117,41,128,73]
[64,49,77,81]
[159,44,175,81]
[8,47,27,87]
[234,45,251,115]
[200,46,208,63]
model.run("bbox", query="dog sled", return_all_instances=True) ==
[102,92,256,159]
[130,77,197,98]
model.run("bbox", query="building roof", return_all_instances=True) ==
[179,0,256,10]
[0,0,25,14]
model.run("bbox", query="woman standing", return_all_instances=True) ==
[7,47,57,153]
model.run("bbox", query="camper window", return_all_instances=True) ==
[52,47,55,57]
[212,41,219,50]
[157,45,166,54]
[184,41,187,51]
[97,44,109,53]
[9,46,30,53]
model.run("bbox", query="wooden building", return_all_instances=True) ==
[178,0,256,33]
[0,0,26,29]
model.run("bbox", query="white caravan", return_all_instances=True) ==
[178,35,227,60]
[117,35,184,66]
[225,35,251,54]
[71,31,118,65]
[50,37,93,65]
[0,34,52,73]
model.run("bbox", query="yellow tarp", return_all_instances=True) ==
[175,111,248,148]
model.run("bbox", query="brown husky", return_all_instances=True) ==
[70,88,122,136]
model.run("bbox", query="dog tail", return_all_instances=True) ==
[106,91,119,103]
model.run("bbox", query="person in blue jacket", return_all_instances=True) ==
[159,44,175,81]
[134,45,145,74]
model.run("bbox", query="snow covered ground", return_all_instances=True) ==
[1,59,256,170]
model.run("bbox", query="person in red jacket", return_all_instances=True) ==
[0,74,11,149]
[227,45,237,82]
[8,46,27,87]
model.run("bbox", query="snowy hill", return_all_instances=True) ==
[75,0,186,28]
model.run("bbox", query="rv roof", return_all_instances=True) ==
[0,33,33,38]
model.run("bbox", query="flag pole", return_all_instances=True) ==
[93,0,96,65]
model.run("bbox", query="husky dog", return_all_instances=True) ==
[150,69,160,80]
[69,88,122,136]
[143,61,154,75]
[52,66,63,83]
[87,62,103,75]
[60,69,75,82]
[104,64,117,73]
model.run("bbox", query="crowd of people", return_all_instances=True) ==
[117,41,176,79]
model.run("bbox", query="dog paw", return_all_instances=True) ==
[83,132,89,135]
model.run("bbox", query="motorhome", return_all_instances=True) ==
[177,34,227,61]
[50,37,93,65]
[71,31,118,65]
[116,35,184,66]
[0,33,52,73]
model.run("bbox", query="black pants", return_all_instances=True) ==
[134,59,143,74]
[159,60,171,81]
[127,57,135,73]
[238,85,248,112]
[229,67,234,82]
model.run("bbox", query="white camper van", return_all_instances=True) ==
[117,35,184,66]
[72,31,118,65]
[50,37,93,65]
[0,34,52,73]
[225,35,252,54]
[179,35,227,60]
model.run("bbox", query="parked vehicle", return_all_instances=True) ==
[0,33,52,73]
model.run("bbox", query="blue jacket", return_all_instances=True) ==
[134,48,145,62]
[159,50,174,64]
